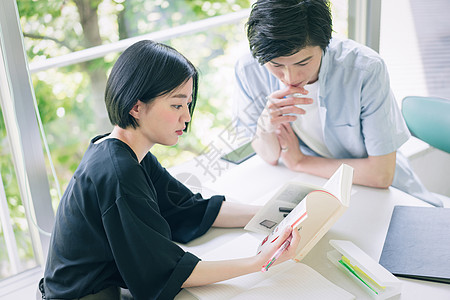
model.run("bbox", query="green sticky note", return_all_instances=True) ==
[342,256,385,290]
[338,259,378,295]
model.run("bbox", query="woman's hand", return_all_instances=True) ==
[183,223,301,288]
[254,226,301,270]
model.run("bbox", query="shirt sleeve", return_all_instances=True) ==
[102,195,200,300]
[144,153,224,244]
[233,53,277,138]
[359,58,410,156]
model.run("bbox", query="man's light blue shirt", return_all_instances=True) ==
[233,38,441,206]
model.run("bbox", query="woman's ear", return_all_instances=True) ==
[129,100,142,120]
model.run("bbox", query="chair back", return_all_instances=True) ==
[402,96,450,153]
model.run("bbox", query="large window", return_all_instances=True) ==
[0,0,349,286]
[19,1,254,210]
[0,109,38,280]
[379,0,450,107]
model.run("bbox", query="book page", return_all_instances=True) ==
[244,200,297,235]
[273,183,317,204]
[322,164,354,206]
[245,182,316,234]
[230,262,355,300]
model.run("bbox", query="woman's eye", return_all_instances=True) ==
[172,105,182,109]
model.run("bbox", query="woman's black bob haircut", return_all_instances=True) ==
[105,40,198,130]
[247,0,333,64]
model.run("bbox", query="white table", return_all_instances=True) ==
[170,156,450,299]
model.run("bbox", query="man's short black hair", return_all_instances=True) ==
[105,40,198,129]
[247,0,333,64]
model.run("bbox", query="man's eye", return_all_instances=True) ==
[172,105,182,109]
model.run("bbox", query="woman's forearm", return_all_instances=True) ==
[182,257,259,287]
[212,202,261,228]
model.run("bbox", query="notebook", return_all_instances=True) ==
[379,205,450,284]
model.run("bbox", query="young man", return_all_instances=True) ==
[233,0,441,206]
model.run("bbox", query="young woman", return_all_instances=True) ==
[40,40,300,300]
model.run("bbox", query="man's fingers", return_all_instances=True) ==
[271,114,297,126]
[267,97,312,109]
[272,106,306,117]
[283,122,295,134]
[270,86,308,99]
[289,96,313,105]
[275,123,291,139]
[269,102,307,118]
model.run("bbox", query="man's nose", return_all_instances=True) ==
[283,67,297,86]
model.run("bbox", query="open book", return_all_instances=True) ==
[185,233,354,300]
[246,164,354,262]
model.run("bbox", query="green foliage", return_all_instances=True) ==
[17,0,64,19]
[1,0,251,278]
[16,0,251,189]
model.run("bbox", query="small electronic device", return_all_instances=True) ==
[220,142,256,164]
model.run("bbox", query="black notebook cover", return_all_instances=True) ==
[379,205,450,284]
